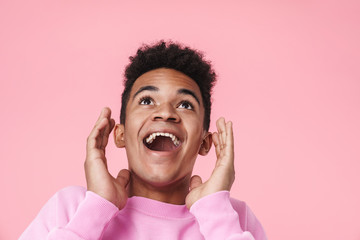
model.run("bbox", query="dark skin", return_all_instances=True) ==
[85,68,235,209]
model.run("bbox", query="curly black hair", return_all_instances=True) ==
[120,40,217,131]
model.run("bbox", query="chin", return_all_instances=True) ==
[137,169,189,188]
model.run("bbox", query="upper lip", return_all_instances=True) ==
[142,127,184,143]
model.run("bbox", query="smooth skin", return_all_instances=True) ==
[85,71,235,210]
[186,118,235,208]
[85,108,130,210]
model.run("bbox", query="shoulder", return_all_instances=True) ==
[54,185,86,206]
[38,185,86,212]
[230,197,267,240]
[54,185,87,202]
[19,186,88,239]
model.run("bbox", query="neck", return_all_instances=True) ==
[127,173,190,205]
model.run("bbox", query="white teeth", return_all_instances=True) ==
[145,132,180,146]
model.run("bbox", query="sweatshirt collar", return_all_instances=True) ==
[124,196,194,219]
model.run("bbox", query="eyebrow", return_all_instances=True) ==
[132,85,201,105]
[177,88,200,105]
[133,85,159,100]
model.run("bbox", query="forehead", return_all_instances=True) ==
[130,68,202,102]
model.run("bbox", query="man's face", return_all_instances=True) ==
[116,68,210,187]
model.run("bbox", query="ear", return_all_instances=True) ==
[198,132,212,156]
[114,124,125,148]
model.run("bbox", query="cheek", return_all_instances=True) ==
[126,107,152,127]
[124,118,140,145]
[125,107,148,128]
[185,121,204,147]
[185,112,204,131]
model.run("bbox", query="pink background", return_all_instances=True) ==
[1,1,360,239]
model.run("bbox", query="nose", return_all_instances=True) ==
[151,103,180,122]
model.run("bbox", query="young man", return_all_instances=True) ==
[20,41,267,239]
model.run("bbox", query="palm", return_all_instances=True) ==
[186,118,235,209]
[85,108,130,209]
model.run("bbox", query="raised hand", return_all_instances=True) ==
[185,117,235,209]
[85,107,130,209]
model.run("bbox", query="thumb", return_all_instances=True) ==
[189,175,202,191]
[116,169,130,188]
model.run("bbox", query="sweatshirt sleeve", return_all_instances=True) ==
[190,191,267,240]
[19,186,119,240]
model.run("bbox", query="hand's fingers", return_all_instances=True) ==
[87,108,108,149]
[99,108,111,147]
[87,117,108,151]
[87,108,113,151]
[216,117,227,150]
[101,118,115,150]
[224,121,234,164]
[226,121,234,148]
[189,175,203,191]
[212,132,221,159]
[220,119,227,149]
[95,107,111,126]
[110,118,116,131]
[214,118,235,167]
[116,169,131,188]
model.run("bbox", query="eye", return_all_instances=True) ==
[139,96,154,105]
[178,101,194,110]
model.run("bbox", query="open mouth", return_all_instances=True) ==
[143,132,181,151]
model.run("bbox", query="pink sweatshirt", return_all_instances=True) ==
[19,186,267,240]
